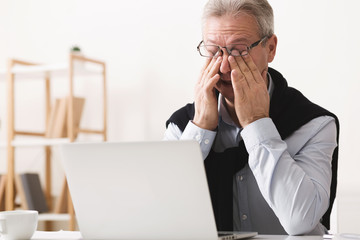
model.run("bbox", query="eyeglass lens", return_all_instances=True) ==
[198,44,248,57]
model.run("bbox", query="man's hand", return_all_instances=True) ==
[193,56,222,130]
[228,53,270,128]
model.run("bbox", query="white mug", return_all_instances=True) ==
[0,210,38,240]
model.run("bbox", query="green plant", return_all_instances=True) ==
[71,45,81,52]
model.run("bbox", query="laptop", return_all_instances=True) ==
[60,140,257,240]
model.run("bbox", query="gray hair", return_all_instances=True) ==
[202,0,274,38]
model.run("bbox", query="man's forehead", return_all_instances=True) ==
[205,35,252,44]
[203,14,260,43]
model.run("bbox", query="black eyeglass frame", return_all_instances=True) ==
[197,36,269,58]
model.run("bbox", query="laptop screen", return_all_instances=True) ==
[60,141,219,240]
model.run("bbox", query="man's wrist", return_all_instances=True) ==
[192,119,218,131]
[241,118,280,152]
[181,121,217,159]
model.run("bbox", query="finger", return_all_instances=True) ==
[206,56,222,79]
[233,53,257,88]
[228,55,249,88]
[199,57,219,86]
[231,69,246,100]
[198,57,213,85]
[228,54,240,72]
[240,53,265,86]
[205,73,221,92]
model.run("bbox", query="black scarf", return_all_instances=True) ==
[166,67,339,230]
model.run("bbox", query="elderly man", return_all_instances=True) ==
[164,0,339,236]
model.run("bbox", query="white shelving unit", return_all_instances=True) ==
[0,54,107,230]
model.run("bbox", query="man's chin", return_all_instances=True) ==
[216,82,234,103]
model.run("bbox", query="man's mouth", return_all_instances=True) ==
[219,79,232,86]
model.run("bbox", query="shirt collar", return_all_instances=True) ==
[219,72,274,127]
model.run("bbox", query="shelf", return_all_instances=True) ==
[0,62,103,80]
[38,213,70,222]
[0,137,70,148]
[12,137,71,147]
[2,55,107,149]
[0,137,105,148]
[2,138,106,148]
[2,54,107,231]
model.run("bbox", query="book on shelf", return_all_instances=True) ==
[15,173,49,213]
[46,98,65,138]
[45,96,85,138]
[15,174,28,209]
[0,175,6,210]
[72,96,86,138]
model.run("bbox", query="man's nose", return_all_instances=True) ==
[219,48,230,74]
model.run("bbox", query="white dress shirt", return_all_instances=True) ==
[163,77,337,235]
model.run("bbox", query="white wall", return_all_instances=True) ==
[0,0,359,233]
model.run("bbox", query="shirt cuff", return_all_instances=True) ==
[180,121,217,159]
[241,118,281,153]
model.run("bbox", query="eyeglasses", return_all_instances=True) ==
[197,36,268,58]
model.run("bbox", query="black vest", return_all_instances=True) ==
[166,67,339,231]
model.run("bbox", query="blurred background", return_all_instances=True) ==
[0,0,359,233]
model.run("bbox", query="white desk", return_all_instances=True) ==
[31,231,360,240]
[256,234,360,240]
[32,231,82,240]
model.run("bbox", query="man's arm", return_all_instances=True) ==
[242,116,337,235]
[228,52,337,234]
[193,56,222,130]
[163,121,216,159]
[164,55,222,158]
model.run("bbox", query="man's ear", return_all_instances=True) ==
[267,34,277,63]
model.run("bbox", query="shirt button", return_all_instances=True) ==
[238,175,244,181]
[195,134,201,141]
[242,214,248,221]
[204,139,210,144]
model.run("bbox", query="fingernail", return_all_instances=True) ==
[217,57,222,62]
